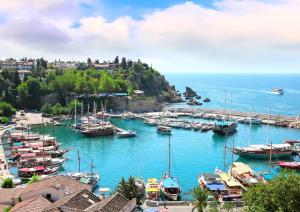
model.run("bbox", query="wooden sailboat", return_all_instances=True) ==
[159,135,181,201]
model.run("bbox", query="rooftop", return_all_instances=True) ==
[44,189,100,211]
[86,193,135,212]
[11,195,52,212]
[20,175,92,199]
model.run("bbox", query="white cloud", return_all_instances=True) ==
[0,0,300,73]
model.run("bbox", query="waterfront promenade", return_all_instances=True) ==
[0,125,13,178]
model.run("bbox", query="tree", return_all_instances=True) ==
[0,102,16,117]
[113,56,119,64]
[17,78,45,109]
[243,170,300,212]
[1,178,13,188]
[41,103,52,115]
[192,187,208,212]
[115,176,144,205]
[87,58,92,67]
[99,75,115,93]
[121,57,127,69]
[28,174,41,184]
[95,59,100,64]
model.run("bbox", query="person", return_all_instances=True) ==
[4,164,7,170]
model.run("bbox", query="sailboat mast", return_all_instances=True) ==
[168,134,171,177]
[269,142,272,174]
[267,104,270,144]
[90,158,93,176]
[224,133,227,171]
[74,99,77,126]
[249,105,253,146]
[42,116,45,162]
[78,149,81,173]
[230,139,235,176]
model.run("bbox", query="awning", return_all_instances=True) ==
[20,153,36,158]
[206,183,228,191]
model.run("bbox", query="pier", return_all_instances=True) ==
[164,107,300,129]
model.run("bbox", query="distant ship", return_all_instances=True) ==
[272,88,284,95]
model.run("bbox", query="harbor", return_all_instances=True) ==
[3,109,296,200]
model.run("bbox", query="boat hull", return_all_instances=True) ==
[235,151,292,159]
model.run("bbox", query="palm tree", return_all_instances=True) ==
[192,187,208,212]
[28,174,41,184]
[116,176,144,205]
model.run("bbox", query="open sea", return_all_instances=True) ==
[30,74,300,199]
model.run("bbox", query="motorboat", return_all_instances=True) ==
[117,130,136,138]
[157,126,171,134]
[272,88,284,95]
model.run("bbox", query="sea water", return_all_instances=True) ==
[33,74,300,199]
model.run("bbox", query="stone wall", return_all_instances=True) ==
[111,96,163,113]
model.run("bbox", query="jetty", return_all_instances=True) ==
[164,107,300,129]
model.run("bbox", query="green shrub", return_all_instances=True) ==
[0,116,9,124]
[1,178,13,188]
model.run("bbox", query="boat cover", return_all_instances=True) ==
[206,183,227,191]
[232,162,252,174]
[161,177,179,188]
[218,172,242,188]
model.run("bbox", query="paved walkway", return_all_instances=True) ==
[0,125,13,178]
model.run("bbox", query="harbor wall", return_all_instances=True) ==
[111,96,163,113]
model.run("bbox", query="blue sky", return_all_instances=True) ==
[85,0,214,20]
[0,0,300,73]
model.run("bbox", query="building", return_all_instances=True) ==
[48,61,79,70]
[87,193,137,212]
[6,175,137,212]
[19,175,92,202]
[18,70,32,81]
[0,59,35,70]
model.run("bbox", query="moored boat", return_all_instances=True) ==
[198,173,228,201]
[157,126,172,134]
[18,166,59,179]
[233,144,293,159]
[159,135,181,201]
[212,120,237,135]
[117,130,136,138]
[66,172,99,190]
[230,162,266,187]
[145,178,160,201]
[276,161,300,170]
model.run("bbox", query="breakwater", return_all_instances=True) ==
[164,107,300,129]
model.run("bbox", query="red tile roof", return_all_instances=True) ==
[44,189,100,211]
[11,195,52,212]
[20,175,92,199]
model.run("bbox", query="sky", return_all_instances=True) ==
[0,0,300,73]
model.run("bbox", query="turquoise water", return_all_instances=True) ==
[31,74,300,199]
[165,74,300,116]
[34,118,300,199]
